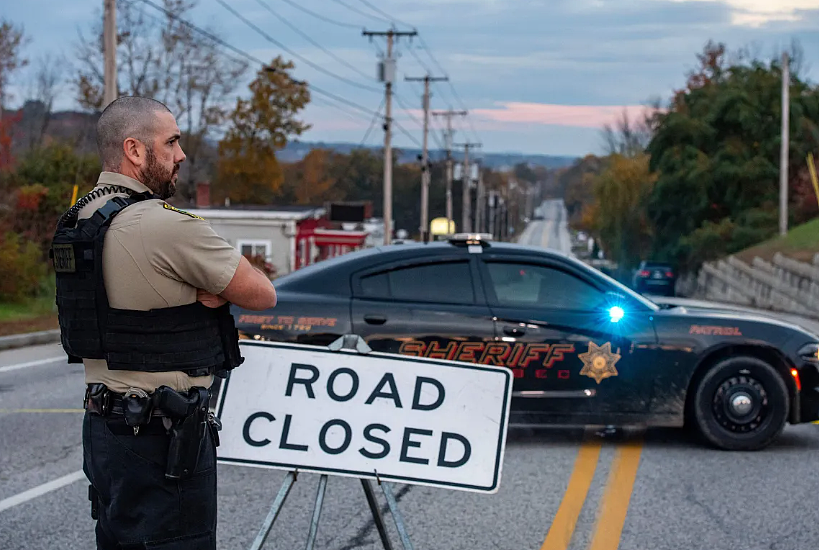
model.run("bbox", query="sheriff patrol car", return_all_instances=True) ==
[233,234,819,451]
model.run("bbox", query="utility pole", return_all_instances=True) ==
[780,51,790,236]
[455,142,481,233]
[103,0,117,108]
[363,28,417,245]
[432,109,467,232]
[406,74,448,242]
[475,159,485,233]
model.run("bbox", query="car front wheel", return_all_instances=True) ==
[692,356,789,451]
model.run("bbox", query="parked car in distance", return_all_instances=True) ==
[632,261,676,296]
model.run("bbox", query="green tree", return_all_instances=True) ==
[215,57,310,204]
[646,41,819,271]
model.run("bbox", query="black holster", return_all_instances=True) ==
[154,386,210,480]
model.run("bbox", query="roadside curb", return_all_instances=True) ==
[0,330,61,351]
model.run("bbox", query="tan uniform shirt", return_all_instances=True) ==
[78,172,241,393]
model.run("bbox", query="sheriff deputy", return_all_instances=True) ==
[50,96,278,550]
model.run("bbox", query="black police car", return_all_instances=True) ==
[233,234,819,451]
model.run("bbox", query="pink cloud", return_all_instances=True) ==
[473,102,657,129]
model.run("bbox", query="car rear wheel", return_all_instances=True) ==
[692,356,789,451]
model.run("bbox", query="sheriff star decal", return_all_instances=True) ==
[579,341,621,384]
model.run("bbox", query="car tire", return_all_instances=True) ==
[692,356,789,451]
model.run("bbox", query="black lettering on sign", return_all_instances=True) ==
[365,373,403,408]
[327,368,359,402]
[319,419,352,455]
[359,424,391,459]
[400,428,432,465]
[412,377,445,411]
[243,412,275,447]
[437,432,472,468]
[279,414,308,452]
[286,363,319,398]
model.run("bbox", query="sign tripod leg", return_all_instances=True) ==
[305,474,329,550]
[361,479,394,550]
[380,480,414,550]
[249,471,297,550]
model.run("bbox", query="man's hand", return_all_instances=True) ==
[197,289,228,308]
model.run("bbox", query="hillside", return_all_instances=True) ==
[279,140,579,170]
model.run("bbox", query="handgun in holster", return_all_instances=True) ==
[153,386,210,480]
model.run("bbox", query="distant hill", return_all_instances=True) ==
[4,104,579,171]
[279,140,579,170]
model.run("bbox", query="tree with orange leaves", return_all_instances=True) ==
[214,57,310,205]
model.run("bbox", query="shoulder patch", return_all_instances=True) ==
[162,202,204,220]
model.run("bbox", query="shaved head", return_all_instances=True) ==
[96,96,172,170]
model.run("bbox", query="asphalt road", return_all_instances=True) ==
[3,212,819,550]
[517,199,573,255]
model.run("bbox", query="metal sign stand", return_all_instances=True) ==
[247,335,415,550]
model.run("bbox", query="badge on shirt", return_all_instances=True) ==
[163,202,204,220]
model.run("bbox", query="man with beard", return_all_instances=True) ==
[54,96,278,549]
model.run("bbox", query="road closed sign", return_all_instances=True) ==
[215,341,513,493]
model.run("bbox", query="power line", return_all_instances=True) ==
[133,0,379,119]
[127,2,252,69]
[356,0,414,29]
[393,94,423,130]
[253,0,376,84]
[213,0,381,93]
[278,0,363,29]
[132,0,265,67]
[360,97,385,145]
[415,34,481,141]
[311,94,374,122]
[395,93,444,150]
[393,119,423,148]
[333,0,392,24]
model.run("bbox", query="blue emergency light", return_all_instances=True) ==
[608,306,625,323]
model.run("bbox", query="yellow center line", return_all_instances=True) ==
[587,441,644,550]
[541,438,602,550]
[0,409,85,413]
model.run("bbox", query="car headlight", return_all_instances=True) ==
[797,343,819,363]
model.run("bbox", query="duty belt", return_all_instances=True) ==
[84,384,168,417]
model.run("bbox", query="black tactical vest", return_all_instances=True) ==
[50,186,244,378]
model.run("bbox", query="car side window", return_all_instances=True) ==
[484,262,604,310]
[358,261,474,305]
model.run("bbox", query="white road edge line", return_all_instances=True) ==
[0,357,66,374]
[0,470,86,514]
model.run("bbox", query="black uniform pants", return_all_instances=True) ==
[82,412,217,549]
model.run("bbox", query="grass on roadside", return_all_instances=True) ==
[0,294,56,321]
[0,273,58,336]
[735,217,819,264]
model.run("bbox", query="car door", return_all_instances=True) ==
[477,255,657,419]
[350,255,496,364]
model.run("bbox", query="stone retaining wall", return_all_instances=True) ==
[691,253,819,319]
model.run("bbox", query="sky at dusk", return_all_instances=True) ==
[4,0,819,157]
